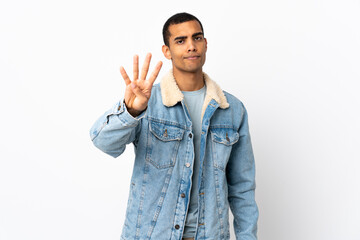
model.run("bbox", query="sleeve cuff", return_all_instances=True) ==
[111,100,147,122]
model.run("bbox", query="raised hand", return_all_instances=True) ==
[120,53,162,117]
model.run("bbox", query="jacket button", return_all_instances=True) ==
[185,163,190,168]
[181,193,186,198]
[226,132,230,142]
[175,224,180,229]
[189,133,193,138]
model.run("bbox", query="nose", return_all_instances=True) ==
[187,40,196,52]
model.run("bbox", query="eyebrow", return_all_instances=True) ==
[173,32,204,41]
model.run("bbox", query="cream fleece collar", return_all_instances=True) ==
[160,70,229,118]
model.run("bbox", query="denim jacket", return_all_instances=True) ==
[90,70,258,240]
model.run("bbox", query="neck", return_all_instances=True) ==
[173,68,205,91]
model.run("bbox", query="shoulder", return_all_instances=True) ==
[223,90,246,112]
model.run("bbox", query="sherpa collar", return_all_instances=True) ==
[160,70,229,118]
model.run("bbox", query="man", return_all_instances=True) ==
[90,12,258,240]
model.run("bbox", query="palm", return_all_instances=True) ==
[125,78,153,110]
[120,53,162,115]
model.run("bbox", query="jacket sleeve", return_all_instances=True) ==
[89,100,145,158]
[226,105,259,240]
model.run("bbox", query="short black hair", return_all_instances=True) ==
[162,12,204,47]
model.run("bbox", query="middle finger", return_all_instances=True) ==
[140,53,152,80]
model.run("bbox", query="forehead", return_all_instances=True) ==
[168,20,203,38]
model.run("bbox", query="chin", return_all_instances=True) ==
[185,64,204,72]
[184,68,202,73]
[173,64,203,74]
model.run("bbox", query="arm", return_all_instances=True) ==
[90,53,162,157]
[89,100,145,158]
[226,105,259,240]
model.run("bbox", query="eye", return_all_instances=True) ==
[195,36,203,41]
[176,40,184,44]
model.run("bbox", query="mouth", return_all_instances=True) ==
[184,55,200,60]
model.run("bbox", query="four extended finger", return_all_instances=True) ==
[140,53,152,80]
[133,55,139,80]
[120,66,131,85]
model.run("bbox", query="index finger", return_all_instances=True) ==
[120,66,131,85]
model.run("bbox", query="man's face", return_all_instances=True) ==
[162,20,207,74]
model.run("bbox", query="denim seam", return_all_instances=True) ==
[135,148,150,239]
[146,167,174,239]
[147,116,187,130]
[198,163,206,240]
[176,134,192,239]
[123,182,134,232]
[211,137,226,172]
[214,168,225,239]
[209,125,236,130]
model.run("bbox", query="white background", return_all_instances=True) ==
[1,0,359,239]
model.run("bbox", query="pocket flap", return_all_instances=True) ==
[210,128,239,146]
[149,121,185,141]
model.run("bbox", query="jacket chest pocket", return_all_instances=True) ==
[210,128,239,171]
[146,121,185,169]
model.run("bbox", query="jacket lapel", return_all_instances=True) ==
[160,70,229,118]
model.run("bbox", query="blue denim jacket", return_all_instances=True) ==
[90,70,258,240]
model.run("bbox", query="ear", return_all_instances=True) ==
[162,45,172,60]
[204,38,208,51]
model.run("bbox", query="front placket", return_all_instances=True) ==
[194,99,219,239]
[171,101,195,240]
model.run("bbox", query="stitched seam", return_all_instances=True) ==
[147,116,187,129]
[146,167,174,238]
[214,168,225,239]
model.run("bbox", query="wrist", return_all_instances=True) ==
[127,108,143,117]
[124,100,147,117]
